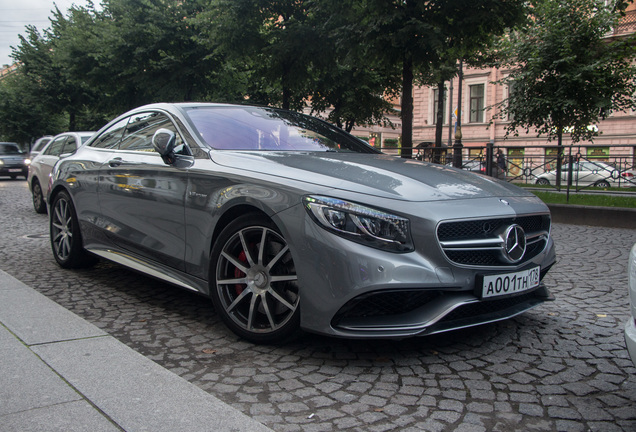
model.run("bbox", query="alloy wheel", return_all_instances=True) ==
[51,195,74,262]
[215,225,299,337]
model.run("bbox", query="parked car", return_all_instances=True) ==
[447,159,486,173]
[0,142,30,179]
[48,103,557,344]
[626,243,636,367]
[29,135,54,159]
[535,161,636,188]
[28,132,94,213]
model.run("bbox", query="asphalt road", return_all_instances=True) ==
[1,179,635,432]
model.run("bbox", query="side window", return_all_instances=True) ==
[44,137,68,156]
[62,136,77,154]
[90,117,130,149]
[119,112,182,152]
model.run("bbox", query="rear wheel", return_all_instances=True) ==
[210,214,300,344]
[32,179,47,214]
[594,180,610,188]
[536,178,550,185]
[50,191,96,268]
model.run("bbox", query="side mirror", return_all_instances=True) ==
[152,128,176,164]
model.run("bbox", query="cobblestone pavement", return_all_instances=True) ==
[1,179,636,431]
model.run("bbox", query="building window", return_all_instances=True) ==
[507,148,525,177]
[469,84,485,123]
[507,81,517,121]
[433,88,447,125]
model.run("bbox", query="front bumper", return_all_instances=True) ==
[278,198,557,339]
[0,166,28,177]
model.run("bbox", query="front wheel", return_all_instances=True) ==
[32,180,47,214]
[210,214,300,344]
[50,190,96,268]
[536,178,550,185]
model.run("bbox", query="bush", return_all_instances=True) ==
[384,138,399,148]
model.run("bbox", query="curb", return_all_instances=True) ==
[547,203,636,229]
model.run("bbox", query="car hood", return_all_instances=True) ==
[210,151,534,202]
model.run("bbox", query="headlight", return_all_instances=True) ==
[24,158,31,165]
[0,160,4,165]
[303,195,413,252]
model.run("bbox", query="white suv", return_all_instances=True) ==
[626,243,636,366]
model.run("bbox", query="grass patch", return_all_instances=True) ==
[531,191,636,208]
[516,182,636,193]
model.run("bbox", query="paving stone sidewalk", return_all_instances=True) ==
[1,180,635,431]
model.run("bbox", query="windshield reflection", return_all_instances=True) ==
[184,106,378,154]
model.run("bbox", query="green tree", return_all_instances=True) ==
[497,0,636,187]
[194,0,319,110]
[307,0,401,132]
[0,71,66,144]
[358,0,526,158]
[84,0,229,112]
[10,7,106,131]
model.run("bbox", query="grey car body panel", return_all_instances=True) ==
[49,102,556,339]
[210,151,530,201]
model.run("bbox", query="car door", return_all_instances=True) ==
[37,135,69,181]
[97,111,190,271]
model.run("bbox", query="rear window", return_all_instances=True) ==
[184,106,378,154]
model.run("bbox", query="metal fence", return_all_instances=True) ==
[379,144,636,191]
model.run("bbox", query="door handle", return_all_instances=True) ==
[108,158,136,167]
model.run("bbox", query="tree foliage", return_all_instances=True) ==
[355,0,527,157]
[497,0,636,144]
[2,0,632,158]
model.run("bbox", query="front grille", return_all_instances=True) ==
[437,214,550,267]
[438,215,547,242]
[333,289,441,323]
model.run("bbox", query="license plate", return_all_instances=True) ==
[8,169,22,173]
[480,267,540,299]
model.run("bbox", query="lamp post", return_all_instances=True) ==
[453,60,463,168]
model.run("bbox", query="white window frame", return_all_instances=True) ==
[463,77,488,124]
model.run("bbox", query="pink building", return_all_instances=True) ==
[411,6,636,172]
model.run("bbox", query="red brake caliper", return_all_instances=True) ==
[234,251,248,295]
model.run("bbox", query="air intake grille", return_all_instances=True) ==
[333,290,440,322]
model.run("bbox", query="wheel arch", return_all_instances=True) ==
[48,183,72,208]
[209,204,271,257]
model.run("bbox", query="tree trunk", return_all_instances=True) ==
[69,111,76,132]
[556,127,563,190]
[400,54,413,159]
[433,80,445,163]
[282,86,291,110]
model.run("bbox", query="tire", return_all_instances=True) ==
[50,190,97,268]
[536,178,550,185]
[594,180,610,188]
[210,214,300,344]
[32,180,47,214]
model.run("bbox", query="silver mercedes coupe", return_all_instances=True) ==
[48,103,556,343]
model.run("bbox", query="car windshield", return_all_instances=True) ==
[0,143,21,155]
[184,106,378,153]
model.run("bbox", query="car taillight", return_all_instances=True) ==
[622,172,634,178]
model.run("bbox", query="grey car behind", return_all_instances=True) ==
[0,142,29,179]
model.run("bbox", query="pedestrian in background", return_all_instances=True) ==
[496,148,506,180]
